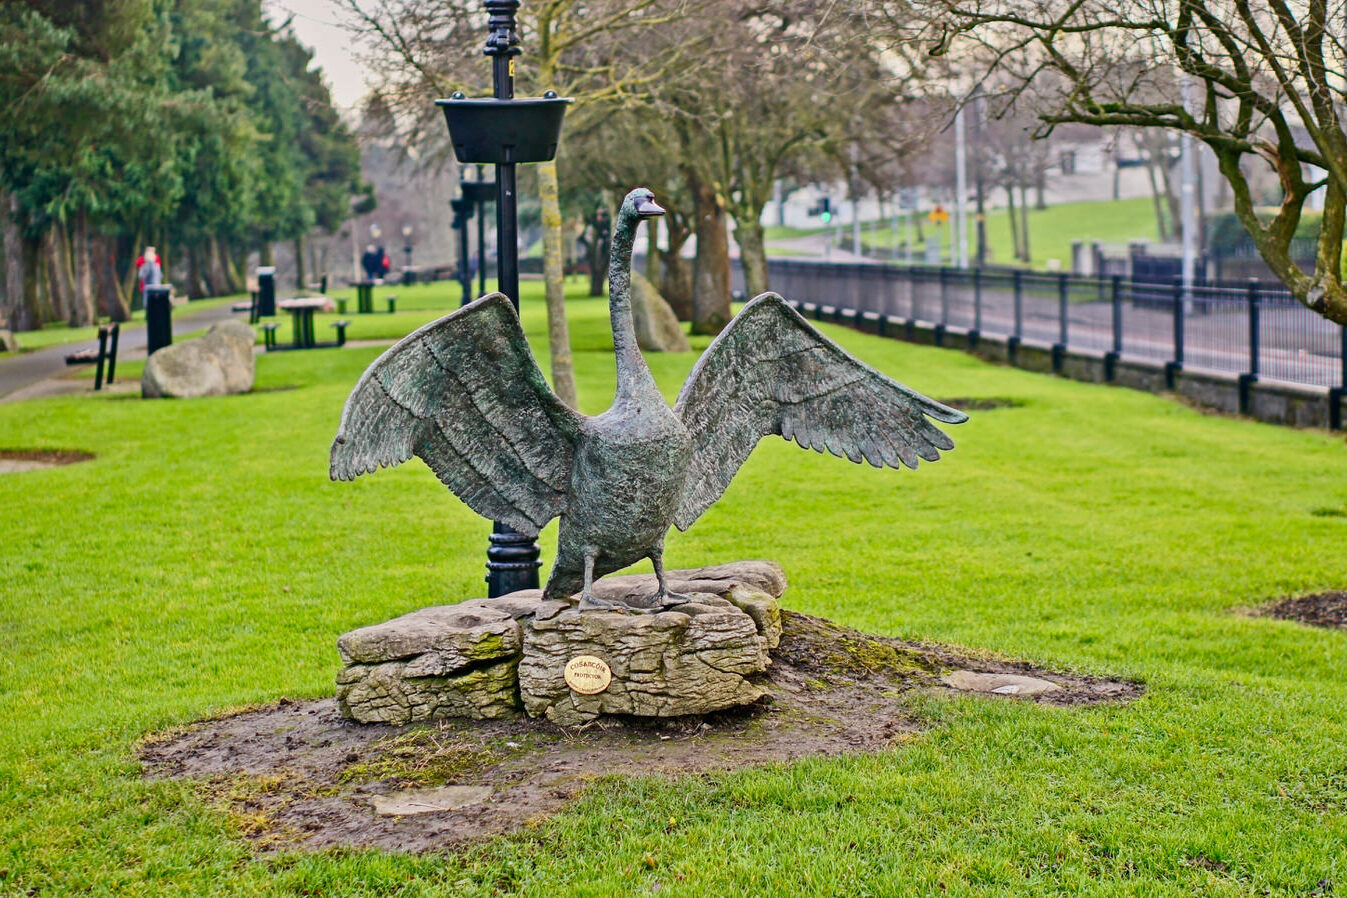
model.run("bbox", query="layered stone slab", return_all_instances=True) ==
[336,562,785,726]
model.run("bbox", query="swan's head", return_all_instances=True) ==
[621,187,664,221]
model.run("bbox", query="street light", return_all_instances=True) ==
[401,223,414,276]
[437,0,573,598]
[369,223,382,242]
[460,165,496,298]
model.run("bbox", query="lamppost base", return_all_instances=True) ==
[486,522,541,597]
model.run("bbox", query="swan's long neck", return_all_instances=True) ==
[609,210,657,402]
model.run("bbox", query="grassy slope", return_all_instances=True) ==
[3,279,1347,896]
[863,196,1161,270]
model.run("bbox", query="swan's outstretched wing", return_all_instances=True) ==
[330,292,583,536]
[672,292,967,531]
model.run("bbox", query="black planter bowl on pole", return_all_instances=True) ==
[436,95,572,165]
[438,0,572,598]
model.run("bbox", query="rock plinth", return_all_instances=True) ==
[142,321,255,399]
[336,561,785,726]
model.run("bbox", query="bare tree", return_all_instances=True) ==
[909,0,1347,323]
[341,0,699,408]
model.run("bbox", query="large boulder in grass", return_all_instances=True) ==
[142,321,255,399]
[630,271,691,353]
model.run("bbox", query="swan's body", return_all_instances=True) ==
[331,188,967,609]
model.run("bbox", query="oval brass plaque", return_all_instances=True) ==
[564,655,612,695]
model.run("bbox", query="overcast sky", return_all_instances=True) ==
[263,0,371,113]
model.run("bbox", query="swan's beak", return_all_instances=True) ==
[635,196,665,218]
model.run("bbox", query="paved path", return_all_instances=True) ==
[0,300,244,402]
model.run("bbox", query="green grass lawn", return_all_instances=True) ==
[864,196,1161,271]
[4,279,1347,895]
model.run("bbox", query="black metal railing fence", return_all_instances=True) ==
[745,260,1347,410]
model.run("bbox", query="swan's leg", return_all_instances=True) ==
[577,545,624,611]
[649,546,694,609]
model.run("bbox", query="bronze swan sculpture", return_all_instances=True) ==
[331,187,967,610]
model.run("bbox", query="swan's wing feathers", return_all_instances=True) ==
[673,293,966,530]
[330,293,582,535]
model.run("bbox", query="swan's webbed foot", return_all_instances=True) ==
[577,591,629,612]
[573,545,633,613]
[633,547,695,611]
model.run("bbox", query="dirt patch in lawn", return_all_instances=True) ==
[937,397,1024,411]
[140,610,1141,855]
[0,448,94,473]
[1260,592,1347,630]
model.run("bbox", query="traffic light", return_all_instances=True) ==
[820,197,832,223]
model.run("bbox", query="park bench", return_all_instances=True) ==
[260,322,279,350]
[64,323,120,391]
[331,320,350,347]
[231,291,261,323]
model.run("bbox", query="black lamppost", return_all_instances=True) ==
[461,165,495,297]
[451,197,474,306]
[437,0,572,597]
[402,223,414,275]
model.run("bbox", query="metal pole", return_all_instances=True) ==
[1247,279,1260,379]
[1058,272,1069,345]
[973,95,987,267]
[1111,275,1123,356]
[1180,74,1197,305]
[476,165,488,297]
[483,0,539,597]
[955,103,968,269]
[488,1,520,310]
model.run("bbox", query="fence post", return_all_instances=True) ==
[935,267,948,346]
[1104,274,1122,381]
[970,267,982,348]
[1166,276,1185,389]
[1009,268,1023,364]
[1052,272,1068,373]
[1238,279,1259,416]
[1332,325,1347,430]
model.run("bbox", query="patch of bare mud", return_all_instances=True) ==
[141,611,1141,854]
[1260,592,1347,630]
[0,448,94,473]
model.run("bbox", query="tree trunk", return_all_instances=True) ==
[223,242,245,294]
[294,237,306,290]
[45,227,72,324]
[2,191,33,330]
[21,235,42,329]
[586,216,609,298]
[1005,185,1020,261]
[735,217,770,299]
[68,212,95,326]
[1018,184,1031,263]
[658,219,693,321]
[259,241,274,267]
[536,159,578,409]
[95,234,130,321]
[187,243,206,299]
[645,215,662,285]
[688,169,731,335]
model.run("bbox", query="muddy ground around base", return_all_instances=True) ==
[1260,592,1347,630]
[141,611,1142,855]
